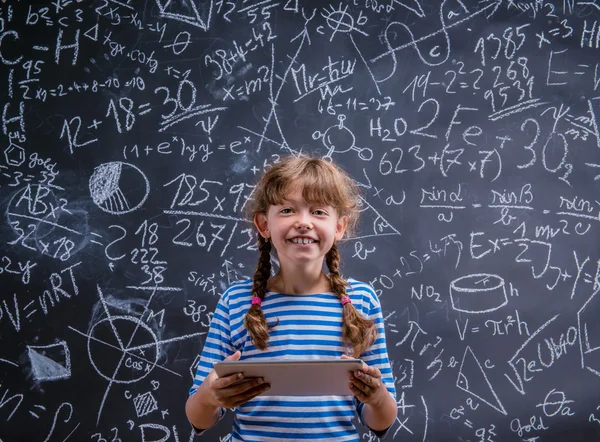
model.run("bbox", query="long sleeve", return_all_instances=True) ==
[350,281,396,437]
[188,285,237,434]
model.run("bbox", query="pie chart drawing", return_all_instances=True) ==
[89,162,150,215]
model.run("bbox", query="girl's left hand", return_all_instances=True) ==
[341,354,387,406]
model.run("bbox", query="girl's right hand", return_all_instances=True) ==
[203,350,271,408]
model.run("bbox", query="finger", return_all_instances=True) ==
[215,372,245,388]
[224,377,267,395]
[216,378,266,406]
[349,375,371,395]
[359,365,381,378]
[213,350,243,388]
[349,380,369,398]
[229,382,271,407]
[237,382,271,403]
[360,371,383,391]
[353,370,375,388]
[224,350,242,361]
[363,376,373,390]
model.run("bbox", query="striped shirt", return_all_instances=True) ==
[189,278,396,441]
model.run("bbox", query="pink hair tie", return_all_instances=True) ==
[251,297,262,306]
[341,296,351,306]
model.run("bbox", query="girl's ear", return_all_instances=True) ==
[334,215,348,241]
[254,213,270,238]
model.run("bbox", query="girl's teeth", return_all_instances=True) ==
[293,238,314,244]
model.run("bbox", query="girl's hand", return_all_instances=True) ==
[202,351,271,409]
[341,354,388,406]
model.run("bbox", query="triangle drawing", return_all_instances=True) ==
[154,0,213,31]
[27,341,71,381]
[395,0,426,17]
[456,346,506,415]
[354,196,401,238]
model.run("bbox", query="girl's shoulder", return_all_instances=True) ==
[345,278,380,308]
[345,277,375,293]
[221,278,253,305]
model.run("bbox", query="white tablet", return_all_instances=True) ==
[213,358,363,396]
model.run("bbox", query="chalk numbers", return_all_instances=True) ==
[91,428,121,442]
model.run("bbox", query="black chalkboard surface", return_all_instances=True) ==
[1,0,600,441]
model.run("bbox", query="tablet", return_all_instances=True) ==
[214,358,363,396]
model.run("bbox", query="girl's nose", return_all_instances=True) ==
[295,217,312,229]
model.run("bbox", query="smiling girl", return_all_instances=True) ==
[186,155,397,441]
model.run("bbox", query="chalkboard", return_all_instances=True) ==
[1,0,600,441]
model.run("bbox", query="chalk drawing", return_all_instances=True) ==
[312,114,373,161]
[133,391,159,417]
[457,346,507,415]
[27,341,71,381]
[578,287,600,377]
[89,161,150,215]
[154,0,213,31]
[450,273,508,314]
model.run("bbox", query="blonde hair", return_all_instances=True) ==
[244,155,377,357]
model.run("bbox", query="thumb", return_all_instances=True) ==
[224,350,241,361]
[341,354,366,370]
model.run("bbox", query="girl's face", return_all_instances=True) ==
[254,187,347,267]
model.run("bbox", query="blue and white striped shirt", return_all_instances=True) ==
[189,278,396,441]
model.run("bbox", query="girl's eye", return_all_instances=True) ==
[313,210,327,216]
[280,208,293,214]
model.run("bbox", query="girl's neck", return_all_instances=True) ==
[267,266,331,295]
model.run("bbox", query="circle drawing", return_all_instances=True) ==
[89,162,150,215]
[321,3,368,41]
[87,315,159,384]
[323,5,356,34]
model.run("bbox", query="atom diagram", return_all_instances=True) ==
[313,114,373,161]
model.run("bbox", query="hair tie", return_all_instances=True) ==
[341,296,351,306]
[251,297,262,306]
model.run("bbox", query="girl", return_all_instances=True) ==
[186,155,397,441]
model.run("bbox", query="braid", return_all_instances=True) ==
[252,234,271,301]
[326,243,349,297]
[244,234,274,350]
[326,243,378,358]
